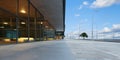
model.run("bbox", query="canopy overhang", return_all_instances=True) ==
[30,0,65,32]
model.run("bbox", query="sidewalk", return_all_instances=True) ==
[0,40,75,60]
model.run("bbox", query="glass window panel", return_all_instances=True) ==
[0,9,17,44]
[19,0,28,18]
[29,4,36,41]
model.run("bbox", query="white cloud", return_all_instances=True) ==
[99,24,120,33]
[100,27,111,33]
[112,24,120,32]
[91,0,120,8]
[103,27,111,32]
[98,24,120,39]
[78,1,89,10]
[100,24,120,34]
[78,5,83,10]
[83,1,89,5]
[113,24,120,29]
[66,30,80,39]
[71,31,79,35]
[75,14,80,17]
[114,33,120,38]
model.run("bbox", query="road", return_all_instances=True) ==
[1,39,120,60]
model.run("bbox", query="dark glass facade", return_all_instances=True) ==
[0,0,57,43]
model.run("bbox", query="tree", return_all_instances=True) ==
[80,32,88,39]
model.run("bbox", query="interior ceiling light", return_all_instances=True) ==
[3,22,8,25]
[21,22,26,24]
[20,9,26,14]
[40,22,43,24]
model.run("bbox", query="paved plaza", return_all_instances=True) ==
[1,39,120,60]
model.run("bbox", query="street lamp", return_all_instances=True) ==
[91,9,99,40]
[91,14,94,40]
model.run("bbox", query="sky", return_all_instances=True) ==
[65,0,120,39]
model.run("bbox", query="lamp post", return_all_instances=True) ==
[91,9,98,40]
[91,14,94,40]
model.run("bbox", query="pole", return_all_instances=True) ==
[27,0,30,41]
[16,0,19,43]
[91,14,94,40]
[34,10,37,41]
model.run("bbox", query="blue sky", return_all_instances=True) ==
[65,0,120,39]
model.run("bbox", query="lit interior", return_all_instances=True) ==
[3,22,8,25]
[20,9,26,14]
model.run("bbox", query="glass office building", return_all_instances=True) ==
[0,0,65,43]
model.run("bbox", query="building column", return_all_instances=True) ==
[16,0,19,43]
[27,0,30,41]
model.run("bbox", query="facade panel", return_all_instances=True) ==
[0,0,65,44]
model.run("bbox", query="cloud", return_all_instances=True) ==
[75,14,80,17]
[78,1,89,10]
[114,33,120,38]
[83,1,89,5]
[78,5,83,10]
[112,24,120,32]
[100,27,111,34]
[113,24,120,29]
[66,30,80,39]
[100,24,120,34]
[91,0,120,8]
[98,24,120,39]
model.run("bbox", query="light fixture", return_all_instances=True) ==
[3,22,8,25]
[45,26,48,28]
[21,22,26,24]
[20,9,26,14]
[40,22,43,24]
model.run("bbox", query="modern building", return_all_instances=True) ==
[0,0,65,43]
